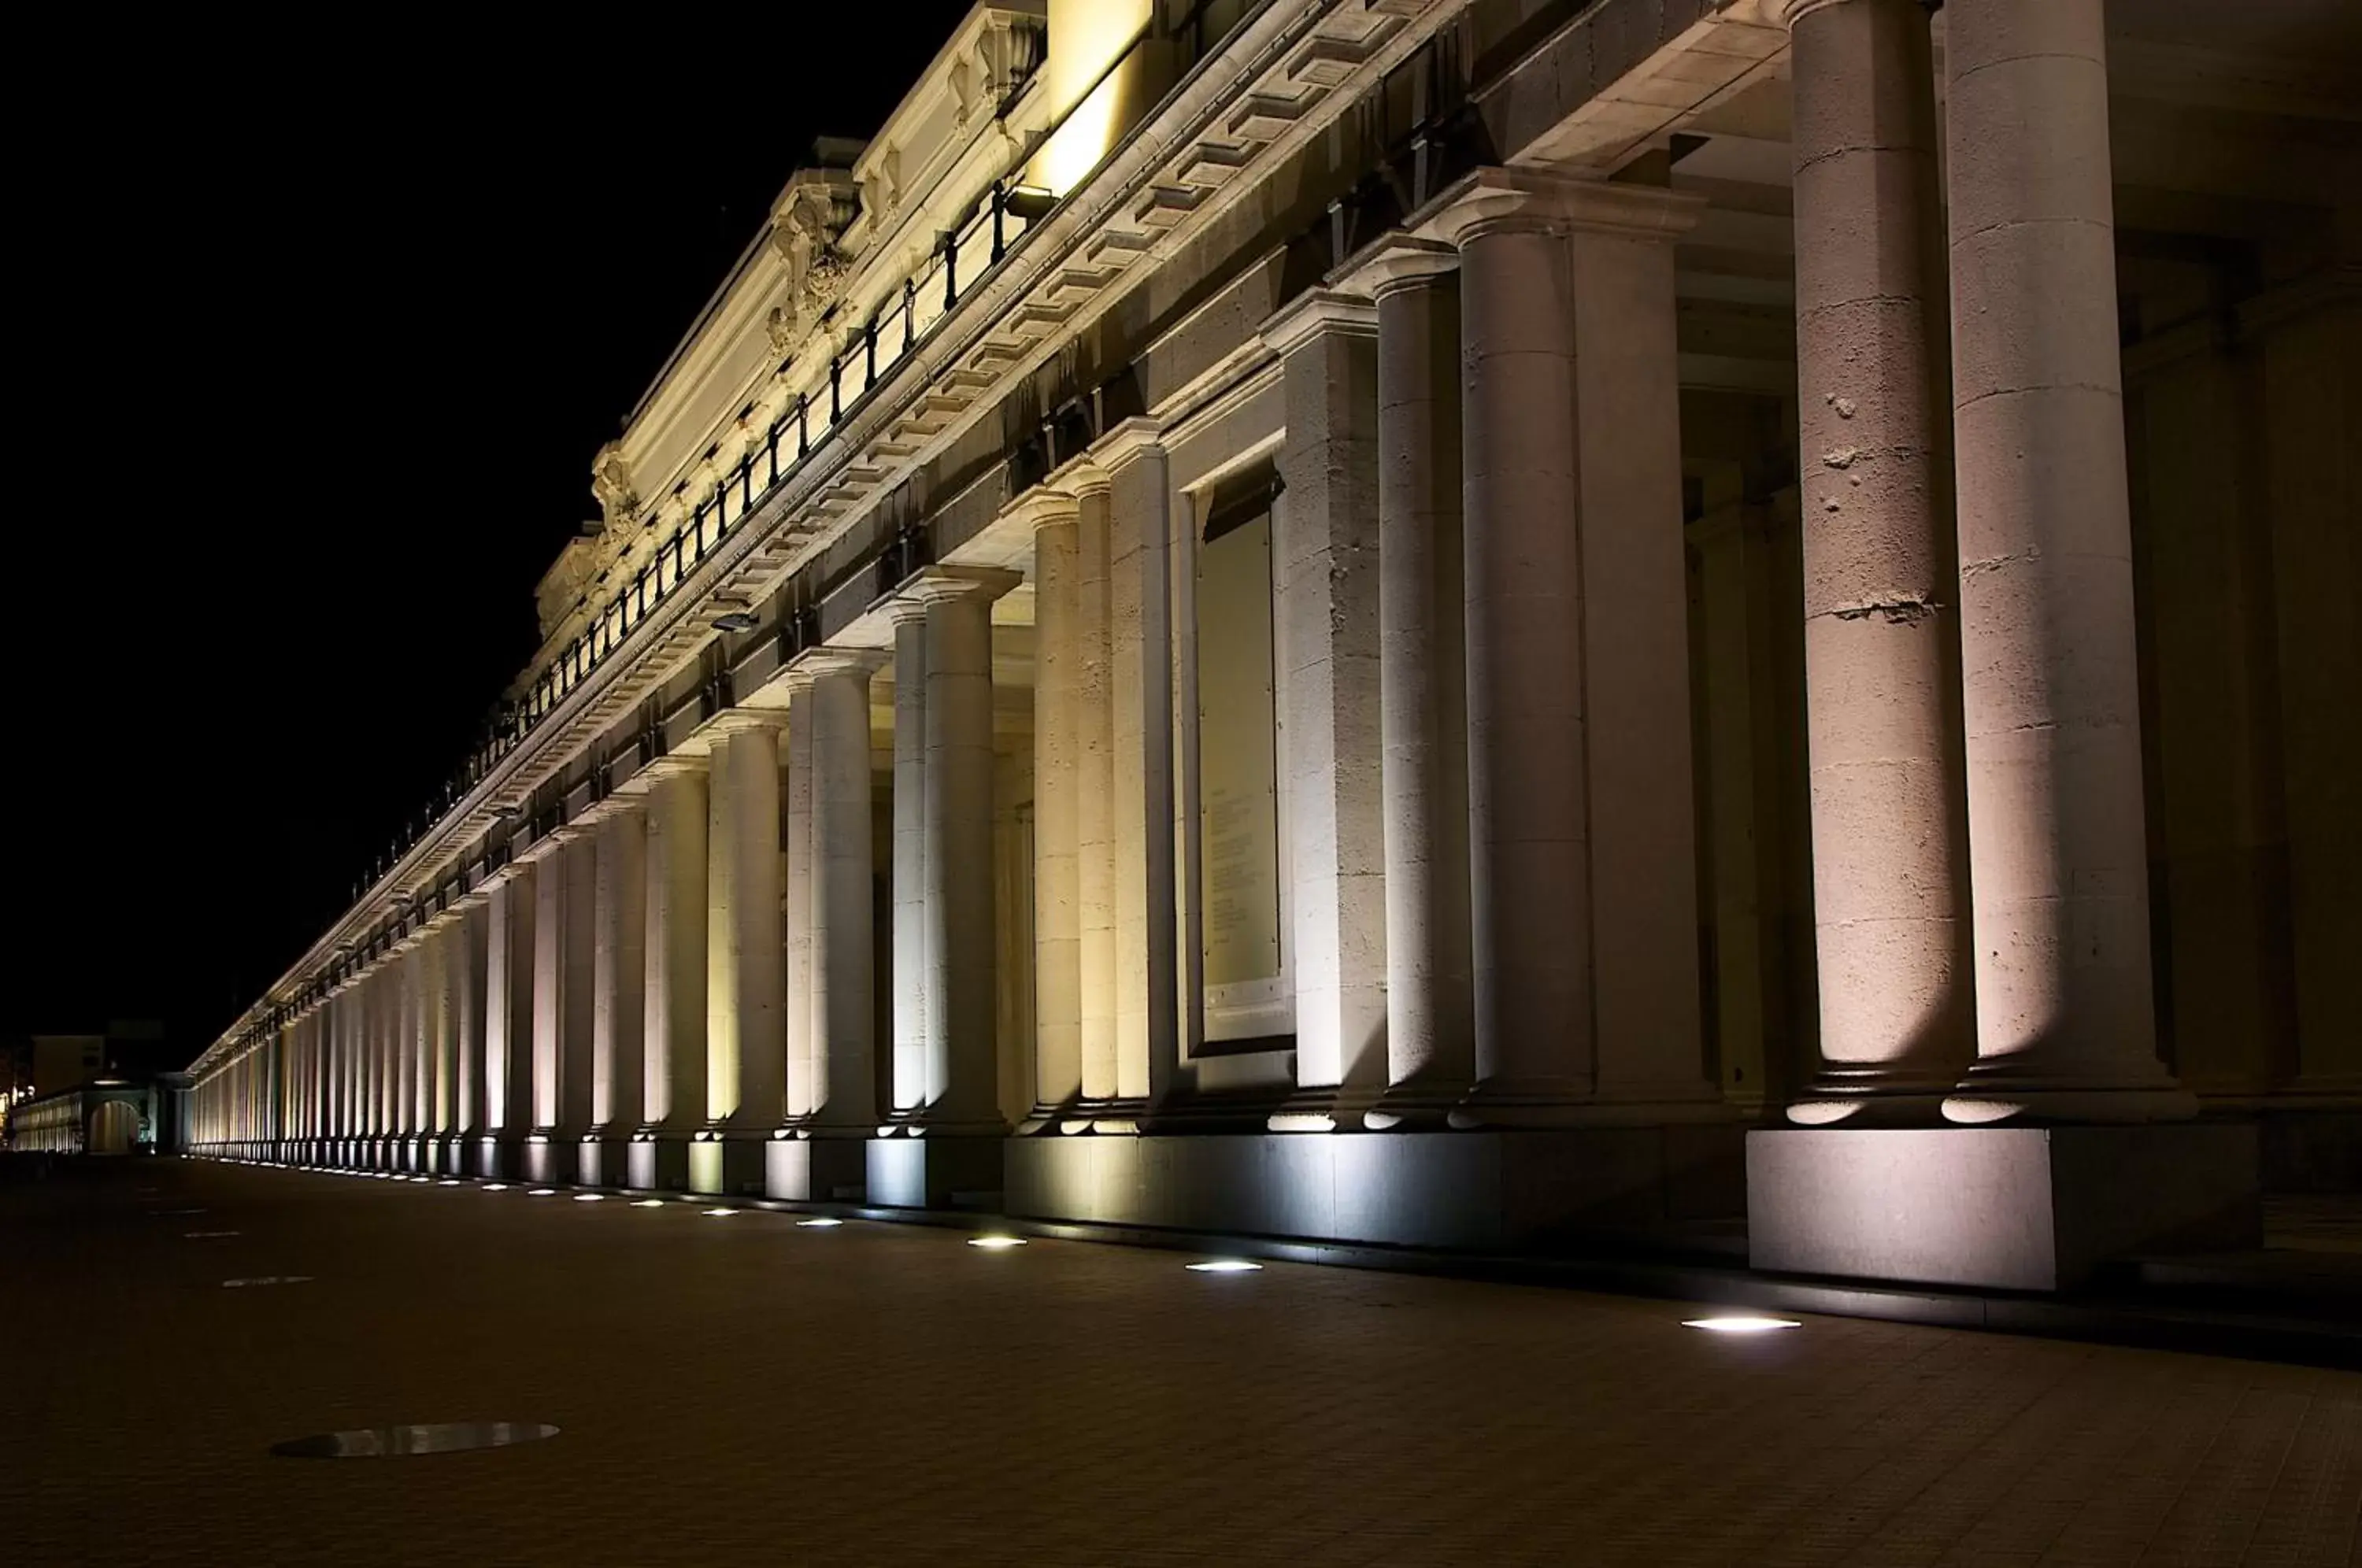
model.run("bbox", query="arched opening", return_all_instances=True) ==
[87,1100,139,1156]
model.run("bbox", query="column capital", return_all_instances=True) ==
[705,707,787,739]
[1421,166,1704,247]
[1782,0,1853,25]
[1005,484,1084,530]
[791,645,891,682]
[1259,287,1378,357]
[1087,416,1165,475]
[893,564,1023,611]
[1331,233,1459,300]
[610,752,709,797]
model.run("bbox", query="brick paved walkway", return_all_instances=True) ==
[4,1159,2356,1566]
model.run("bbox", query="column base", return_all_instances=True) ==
[866,1134,1005,1209]
[628,1133,692,1193]
[765,1133,870,1202]
[1007,1126,1744,1247]
[1941,1070,2202,1126]
[522,1136,577,1186]
[578,1136,632,1189]
[1746,1124,2261,1291]
[476,1136,528,1181]
[688,1133,766,1198]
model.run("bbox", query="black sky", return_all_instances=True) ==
[13,9,979,1060]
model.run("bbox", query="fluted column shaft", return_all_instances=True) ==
[784,674,820,1119]
[1073,482,1120,1102]
[484,866,536,1143]
[890,609,931,1114]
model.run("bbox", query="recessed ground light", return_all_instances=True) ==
[222,1276,313,1289]
[437,1179,461,1186]
[967,1235,1026,1250]
[572,1193,605,1202]
[1185,1259,1262,1274]
[270,1422,560,1459]
[482,1184,509,1192]
[1683,1315,1801,1333]
[702,1207,739,1218]
[796,1218,844,1228]
[631,1199,667,1208]
[184,1231,242,1240]
[528,1189,557,1196]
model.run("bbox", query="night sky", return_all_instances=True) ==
[14,9,979,1060]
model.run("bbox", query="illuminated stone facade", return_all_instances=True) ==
[184,0,2359,1291]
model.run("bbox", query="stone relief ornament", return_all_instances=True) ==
[590,443,639,531]
[765,169,861,353]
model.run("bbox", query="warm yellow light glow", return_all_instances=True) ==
[631,1199,667,1208]
[1683,1315,1801,1333]
[967,1235,1027,1250]
[1186,1259,1262,1274]
[1036,0,1150,195]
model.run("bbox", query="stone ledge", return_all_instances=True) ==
[1005,1127,1743,1249]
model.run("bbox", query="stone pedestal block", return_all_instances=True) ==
[476,1136,526,1181]
[689,1135,766,1199]
[1746,1126,2260,1290]
[522,1137,577,1187]
[868,1136,1005,1210]
[577,1137,631,1189]
[628,1135,690,1193]
[1005,1128,1743,1248]
[765,1136,870,1203]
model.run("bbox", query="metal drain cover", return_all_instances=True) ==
[270,1422,560,1459]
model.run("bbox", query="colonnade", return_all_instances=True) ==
[191,0,2227,1263]
[191,571,1021,1202]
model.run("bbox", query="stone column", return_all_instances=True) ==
[1431,174,1596,1125]
[1782,0,1971,1123]
[1564,180,1720,1115]
[805,649,889,1129]
[914,568,1019,1129]
[637,760,709,1189]
[1361,239,1472,1125]
[483,864,536,1177]
[426,923,454,1169]
[702,716,786,1193]
[531,831,598,1178]
[890,605,931,1116]
[1072,476,1121,1105]
[783,671,819,1120]
[588,801,647,1184]
[1941,0,2187,1121]
[1101,421,1176,1107]
[395,946,420,1158]
[372,967,394,1156]
[1263,290,1389,1126]
[1026,490,1085,1123]
[450,900,485,1168]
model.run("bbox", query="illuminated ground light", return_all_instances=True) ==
[437,1179,461,1187]
[967,1235,1027,1250]
[482,1184,509,1193]
[1683,1315,1802,1334]
[631,1199,668,1209]
[528,1189,557,1197]
[572,1193,605,1203]
[1185,1259,1263,1274]
[702,1207,739,1218]
[796,1217,844,1229]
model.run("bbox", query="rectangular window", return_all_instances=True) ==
[1194,470,1286,1044]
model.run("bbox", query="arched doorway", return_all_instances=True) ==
[88,1100,139,1156]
